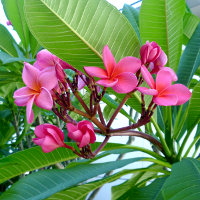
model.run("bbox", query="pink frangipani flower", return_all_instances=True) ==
[33,124,65,153]
[84,45,141,93]
[67,121,96,148]
[140,41,161,65]
[13,63,57,123]
[137,66,191,106]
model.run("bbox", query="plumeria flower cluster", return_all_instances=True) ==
[13,41,191,159]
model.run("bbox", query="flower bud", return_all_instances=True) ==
[140,41,161,65]
[67,121,96,148]
[33,124,65,153]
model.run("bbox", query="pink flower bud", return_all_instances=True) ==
[33,124,65,153]
[140,41,161,65]
[55,64,66,84]
[150,50,167,74]
[67,121,96,148]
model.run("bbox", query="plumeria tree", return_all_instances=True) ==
[0,0,200,199]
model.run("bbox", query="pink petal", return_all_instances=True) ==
[112,72,138,93]
[38,67,58,90]
[33,138,44,146]
[55,64,66,83]
[140,43,150,64]
[79,131,90,148]
[14,96,31,106]
[59,59,75,70]
[141,65,155,89]
[96,78,118,87]
[36,49,55,70]
[156,70,172,93]
[37,136,60,153]
[162,67,178,82]
[78,120,94,131]
[137,87,158,95]
[84,67,108,78]
[13,87,37,98]
[67,123,78,132]
[154,50,167,67]
[23,62,40,90]
[78,76,86,90]
[26,95,35,124]
[103,45,116,77]
[68,130,83,143]
[113,57,141,77]
[153,94,178,106]
[89,131,96,144]
[164,84,191,105]
[46,127,64,146]
[35,124,46,138]
[35,87,53,110]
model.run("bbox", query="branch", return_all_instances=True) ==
[108,130,163,152]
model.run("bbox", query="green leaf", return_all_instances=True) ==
[139,0,185,71]
[195,123,200,150]
[183,12,200,44]
[177,24,200,86]
[24,0,140,72]
[162,158,200,200]
[187,82,200,131]
[2,0,30,50]
[0,51,35,65]
[115,177,167,200]
[47,169,132,200]
[0,157,144,200]
[112,165,165,200]
[122,4,141,43]
[0,24,18,57]
[0,142,130,184]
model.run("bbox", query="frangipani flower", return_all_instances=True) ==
[84,45,141,93]
[137,66,191,106]
[140,41,161,65]
[33,124,65,153]
[67,121,96,148]
[13,63,57,123]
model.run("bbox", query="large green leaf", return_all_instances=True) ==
[186,82,200,131]
[112,165,165,200]
[0,157,144,200]
[0,25,18,57]
[162,158,200,200]
[177,24,200,86]
[122,4,141,43]
[183,12,200,44]
[115,178,167,200]
[47,169,133,200]
[0,142,134,184]
[24,0,140,72]
[2,0,30,50]
[139,0,185,71]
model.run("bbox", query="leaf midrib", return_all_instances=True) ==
[40,0,103,60]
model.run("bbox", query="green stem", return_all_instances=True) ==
[151,118,171,157]
[192,145,200,158]
[142,158,171,168]
[121,145,166,161]
[183,135,200,158]
[177,129,192,160]
[164,107,173,152]
[173,105,189,140]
